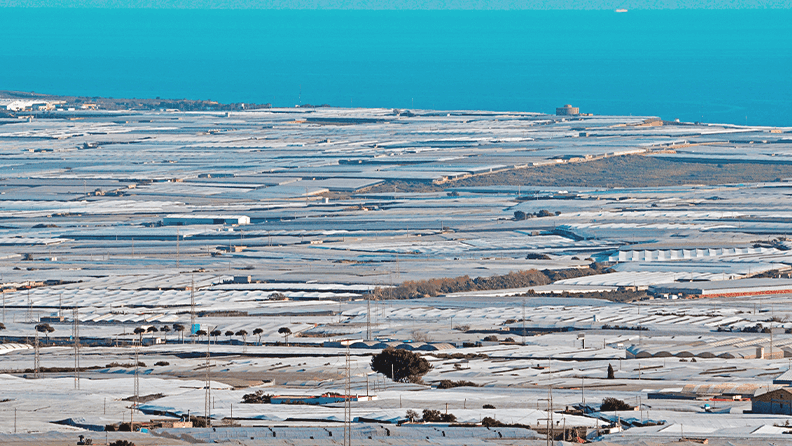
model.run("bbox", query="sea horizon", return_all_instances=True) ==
[2,8,791,126]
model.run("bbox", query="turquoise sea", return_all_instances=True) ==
[1,8,790,126]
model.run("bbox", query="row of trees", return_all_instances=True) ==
[8,322,294,346]
[134,324,293,345]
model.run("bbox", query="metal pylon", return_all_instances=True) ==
[190,275,196,344]
[73,306,80,389]
[34,330,40,379]
[344,344,352,446]
[204,340,211,427]
[26,288,32,323]
[133,340,140,410]
[366,299,372,341]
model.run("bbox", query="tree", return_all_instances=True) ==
[210,329,221,344]
[35,323,55,343]
[109,440,135,446]
[241,389,272,404]
[514,210,527,221]
[600,397,632,412]
[482,335,498,342]
[422,409,442,422]
[133,326,146,345]
[607,363,615,379]
[371,347,431,383]
[422,409,456,422]
[173,324,185,343]
[225,330,234,343]
[405,409,419,422]
[0,322,6,331]
[146,326,158,333]
[253,327,264,345]
[195,329,207,342]
[278,327,291,345]
[160,325,170,341]
[235,329,248,345]
[482,417,504,427]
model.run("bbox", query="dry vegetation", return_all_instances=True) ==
[370,263,611,299]
[362,155,792,193]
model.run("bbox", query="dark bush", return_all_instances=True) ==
[437,380,480,389]
[421,409,455,422]
[525,253,551,260]
[442,413,457,422]
[422,409,442,422]
[483,404,496,409]
[154,361,170,367]
[481,417,504,427]
[600,397,632,411]
[482,335,498,342]
[371,347,431,383]
[242,390,272,404]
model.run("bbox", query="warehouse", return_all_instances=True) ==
[162,214,250,226]
[648,278,792,298]
[752,388,792,415]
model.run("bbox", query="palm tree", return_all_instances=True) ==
[134,327,146,345]
[35,323,55,343]
[235,329,248,345]
[253,328,263,345]
[160,325,170,341]
[196,329,207,343]
[278,327,292,346]
[224,330,234,344]
[210,329,221,344]
[173,324,185,344]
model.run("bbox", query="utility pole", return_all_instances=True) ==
[176,228,180,268]
[549,387,554,445]
[133,337,140,417]
[190,275,196,344]
[26,288,32,323]
[366,299,372,341]
[205,339,211,427]
[73,306,80,389]
[344,343,352,446]
[522,300,526,344]
[34,330,40,378]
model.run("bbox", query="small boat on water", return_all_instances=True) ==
[615,9,628,12]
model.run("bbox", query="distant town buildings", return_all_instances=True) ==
[556,104,580,116]
[0,98,64,111]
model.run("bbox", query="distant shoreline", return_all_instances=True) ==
[0,90,277,112]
